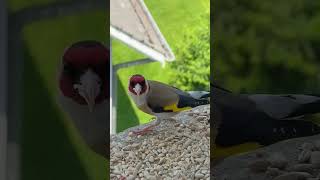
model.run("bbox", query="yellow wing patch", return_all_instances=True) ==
[213,142,262,159]
[163,103,192,112]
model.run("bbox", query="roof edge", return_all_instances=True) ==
[138,0,175,61]
[111,26,167,64]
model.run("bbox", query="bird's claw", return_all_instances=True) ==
[131,125,155,136]
[132,130,151,136]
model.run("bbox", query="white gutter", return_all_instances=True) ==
[110,26,168,65]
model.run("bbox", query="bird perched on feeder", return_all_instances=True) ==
[212,82,320,162]
[128,74,210,135]
[57,40,109,159]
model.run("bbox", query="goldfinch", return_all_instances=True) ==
[57,40,109,158]
[128,74,210,135]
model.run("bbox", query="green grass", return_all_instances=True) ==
[113,0,210,131]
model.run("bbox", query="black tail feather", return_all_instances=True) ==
[177,94,210,108]
[216,115,320,147]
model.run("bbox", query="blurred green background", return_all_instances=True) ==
[113,0,210,132]
[213,0,320,94]
[9,0,107,180]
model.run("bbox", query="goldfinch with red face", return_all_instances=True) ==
[128,74,210,135]
[58,40,109,158]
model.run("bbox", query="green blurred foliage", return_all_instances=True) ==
[170,13,210,91]
[213,0,320,93]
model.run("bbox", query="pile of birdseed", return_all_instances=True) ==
[110,105,210,180]
[213,134,320,180]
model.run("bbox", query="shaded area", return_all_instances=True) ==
[7,0,108,179]
[21,44,90,180]
[19,11,107,180]
[116,74,139,132]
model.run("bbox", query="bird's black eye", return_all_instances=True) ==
[63,62,81,81]
[63,63,74,74]
[130,82,135,87]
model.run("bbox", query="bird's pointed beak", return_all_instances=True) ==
[84,92,95,113]
[133,84,142,95]
[74,69,101,112]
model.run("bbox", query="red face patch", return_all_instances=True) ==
[128,74,148,95]
[59,41,109,105]
[63,41,109,68]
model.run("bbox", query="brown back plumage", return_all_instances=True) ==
[147,80,182,107]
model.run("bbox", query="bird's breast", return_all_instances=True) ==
[137,103,154,115]
[57,93,108,148]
